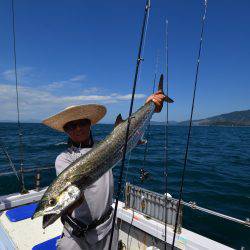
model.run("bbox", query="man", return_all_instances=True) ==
[42,91,166,250]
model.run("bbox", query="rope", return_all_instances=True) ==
[171,1,208,248]
[108,1,151,248]
[164,19,169,249]
[11,0,26,193]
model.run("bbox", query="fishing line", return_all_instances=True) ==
[11,0,26,193]
[171,1,208,248]
[141,50,159,172]
[152,51,160,93]
[125,30,164,250]
[0,141,20,182]
[122,12,152,188]
[125,60,158,244]
[108,0,151,248]
[117,151,132,233]
[164,18,169,250]
[126,178,136,250]
[123,152,132,191]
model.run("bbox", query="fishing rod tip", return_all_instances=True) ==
[146,0,151,9]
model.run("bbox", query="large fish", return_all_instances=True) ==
[32,75,173,228]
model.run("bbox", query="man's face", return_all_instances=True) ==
[63,119,91,143]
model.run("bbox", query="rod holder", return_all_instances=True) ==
[35,171,41,191]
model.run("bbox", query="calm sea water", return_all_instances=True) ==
[0,123,249,249]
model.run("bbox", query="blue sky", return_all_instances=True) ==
[0,0,249,123]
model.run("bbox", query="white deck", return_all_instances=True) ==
[0,211,63,249]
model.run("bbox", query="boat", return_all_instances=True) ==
[0,168,249,249]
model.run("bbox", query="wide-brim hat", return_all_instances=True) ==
[42,104,106,132]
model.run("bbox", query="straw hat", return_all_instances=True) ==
[42,104,106,132]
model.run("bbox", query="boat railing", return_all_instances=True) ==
[125,183,250,231]
[125,182,183,232]
[181,200,250,227]
[0,171,249,229]
[0,166,55,177]
[0,166,55,191]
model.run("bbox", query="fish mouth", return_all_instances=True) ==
[32,203,61,229]
[42,213,61,229]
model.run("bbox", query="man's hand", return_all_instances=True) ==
[146,91,166,113]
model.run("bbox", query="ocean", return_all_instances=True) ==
[0,122,249,249]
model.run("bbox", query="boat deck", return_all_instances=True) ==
[0,210,62,249]
[0,192,233,250]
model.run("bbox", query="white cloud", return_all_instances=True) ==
[1,68,87,91]
[0,84,146,121]
[69,74,86,82]
[47,74,87,90]
[1,67,34,83]
[0,69,147,122]
[81,87,100,95]
[47,81,64,90]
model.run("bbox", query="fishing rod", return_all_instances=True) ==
[108,0,151,248]
[11,0,27,194]
[164,19,169,250]
[124,53,160,247]
[171,1,208,248]
[119,54,159,244]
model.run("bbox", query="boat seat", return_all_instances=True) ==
[6,203,37,222]
[32,236,61,250]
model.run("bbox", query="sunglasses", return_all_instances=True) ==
[63,119,90,132]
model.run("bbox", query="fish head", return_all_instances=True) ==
[32,182,81,229]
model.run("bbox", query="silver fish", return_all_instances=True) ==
[32,76,173,228]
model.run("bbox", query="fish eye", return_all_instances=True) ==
[48,198,56,206]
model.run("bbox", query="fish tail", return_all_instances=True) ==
[158,74,174,103]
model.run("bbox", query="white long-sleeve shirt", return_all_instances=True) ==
[55,146,114,243]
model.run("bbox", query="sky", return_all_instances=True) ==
[0,0,249,123]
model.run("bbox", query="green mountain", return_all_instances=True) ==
[179,109,250,126]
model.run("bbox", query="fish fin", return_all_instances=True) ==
[114,114,124,128]
[164,96,174,103]
[157,74,174,103]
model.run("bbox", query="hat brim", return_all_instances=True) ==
[42,104,106,132]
